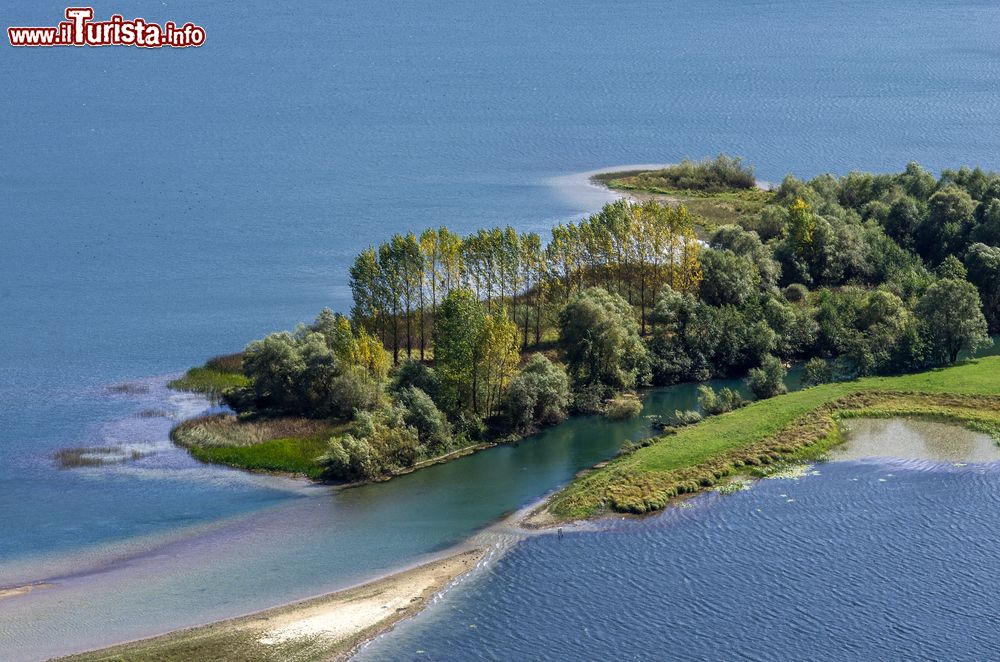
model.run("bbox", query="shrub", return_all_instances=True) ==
[326,366,382,419]
[396,386,451,452]
[502,354,571,431]
[630,155,756,192]
[782,283,809,303]
[572,384,607,415]
[320,407,420,480]
[697,385,746,415]
[391,359,441,402]
[746,355,788,400]
[604,394,643,420]
[801,357,833,387]
[670,409,703,426]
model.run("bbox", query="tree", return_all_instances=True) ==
[964,243,1000,330]
[433,289,486,416]
[432,289,518,419]
[746,355,788,400]
[915,278,991,364]
[699,248,760,307]
[242,332,306,413]
[558,287,650,390]
[502,354,571,431]
[883,197,923,250]
[918,185,976,263]
[396,386,451,452]
[478,307,521,419]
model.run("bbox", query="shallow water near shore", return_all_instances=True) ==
[356,421,1000,661]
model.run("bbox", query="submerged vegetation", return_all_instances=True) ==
[172,157,999,485]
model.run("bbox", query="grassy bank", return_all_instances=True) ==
[547,357,1000,520]
[168,354,249,395]
[171,415,344,479]
[598,172,773,230]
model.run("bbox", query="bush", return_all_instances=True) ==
[572,383,607,415]
[559,288,651,390]
[604,394,643,420]
[801,357,833,387]
[782,283,809,303]
[746,355,788,400]
[326,366,382,419]
[697,385,746,415]
[320,408,420,480]
[396,386,451,452]
[629,155,756,192]
[502,354,571,431]
[670,409,703,426]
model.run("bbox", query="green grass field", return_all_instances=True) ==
[189,435,329,479]
[171,415,344,479]
[548,357,1000,520]
[168,353,249,395]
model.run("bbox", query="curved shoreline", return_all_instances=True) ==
[57,548,488,662]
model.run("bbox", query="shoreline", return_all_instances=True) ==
[57,547,488,662]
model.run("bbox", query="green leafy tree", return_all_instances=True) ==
[396,386,451,452]
[503,354,571,431]
[558,287,650,390]
[915,278,991,364]
[918,185,976,263]
[433,289,486,416]
[964,243,1000,330]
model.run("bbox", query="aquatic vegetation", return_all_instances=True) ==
[54,446,152,468]
[107,383,150,395]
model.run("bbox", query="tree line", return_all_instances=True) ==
[348,198,704,363]
[221,159,999,483]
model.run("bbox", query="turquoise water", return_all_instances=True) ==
[4,0,1000,658]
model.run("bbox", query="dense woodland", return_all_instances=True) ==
[219,157,998,482]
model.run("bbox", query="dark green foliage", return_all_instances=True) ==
[503,354,571,432]
[782,283,809,303]
[965,243,1000,330]
[396,386,452,452]
[391,359,442,402]
[559,288,651,390]
[746,355,788,400]
[801,358,833,387]
[916,278,991,364]
[699,248,760,307]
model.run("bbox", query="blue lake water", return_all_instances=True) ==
[357,435,1000,661]
[4,0,1000,658]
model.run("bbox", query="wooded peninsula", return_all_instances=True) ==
[170,156,1000,504]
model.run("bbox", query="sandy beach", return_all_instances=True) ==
[58,548,486,662]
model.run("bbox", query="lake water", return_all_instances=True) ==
[4,0,1000,658]
[357,421,1000,661]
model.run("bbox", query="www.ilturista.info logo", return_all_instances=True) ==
[8,7,205,48]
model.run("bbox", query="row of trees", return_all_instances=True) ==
[348,199,704,364]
